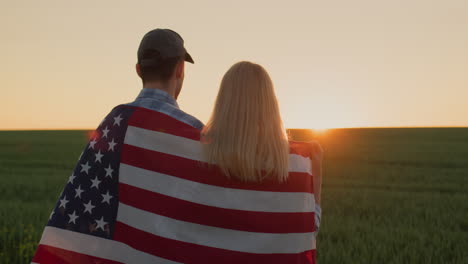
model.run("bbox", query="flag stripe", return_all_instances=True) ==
[35,226,181,264]
[119,163,315,213]
[121,144,314,193]
[116,203,315,254]
[124,125,312,174]
[124,125,204,161]
[33,245,122,264]
[119,183,315,233]
[127,107,201,140]
[114,221,316,264]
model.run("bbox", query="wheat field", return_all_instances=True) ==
[0,128,467,263]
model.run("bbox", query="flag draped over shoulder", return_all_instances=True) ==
[32,105,317,264]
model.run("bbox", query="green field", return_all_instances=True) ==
[1,128,467,263]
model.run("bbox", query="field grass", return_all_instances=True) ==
[1,128,467,263]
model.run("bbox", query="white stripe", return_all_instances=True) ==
[117,203,316,254]
[120,163,315,213]
[124,125,312,174]
[38,226,180,264]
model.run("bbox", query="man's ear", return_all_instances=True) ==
[175,60,185,79]
[136,63,142,78]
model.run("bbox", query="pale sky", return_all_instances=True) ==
[1,0,467,129]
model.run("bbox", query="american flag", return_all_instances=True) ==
[32,105,317,264]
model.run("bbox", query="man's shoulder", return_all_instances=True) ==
[94,104,136,133]
[100,104,136,124]
[106,104,201,141]
[122,102,204,130]
[167,107,204,130]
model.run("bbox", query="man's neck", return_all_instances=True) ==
[143,81,177,99]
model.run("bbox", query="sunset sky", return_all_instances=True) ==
[1,0,467,130]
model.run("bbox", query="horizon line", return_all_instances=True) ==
[1,125,468,131]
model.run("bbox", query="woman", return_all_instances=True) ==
[202,61,323,263]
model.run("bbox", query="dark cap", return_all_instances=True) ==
[137,29,194,67]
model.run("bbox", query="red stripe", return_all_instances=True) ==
[121,144,313,193]
[119,183,315,233]
[128,107,201,140]
[113,222,315,264]
[32,244,122,264]
[289,141,313,157]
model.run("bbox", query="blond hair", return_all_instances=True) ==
[201,61,289,182]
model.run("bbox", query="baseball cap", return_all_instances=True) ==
[137,28,194,67]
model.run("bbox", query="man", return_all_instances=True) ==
[32,28,204,263]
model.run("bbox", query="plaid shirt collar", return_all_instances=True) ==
[135,88,179,108]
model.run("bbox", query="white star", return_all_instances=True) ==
[80,161,91,174]
[102,126,110,138]
[113,115,123,126]
[95,150,104,163]
[68,210,79,224]
[83,200,95,214]
[95,216,108,231]
[104,164,113,178]
[90,176,101,189]
[108,138,117,151]
[68,174,76,184]
[89,139,98,149]
[74,185,84,198]
[101,191,113,204]
[59,196,69,209]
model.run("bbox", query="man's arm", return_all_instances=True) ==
[309,141,323,205]
[308,140,323,235]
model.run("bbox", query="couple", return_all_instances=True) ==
[32,29,323,264]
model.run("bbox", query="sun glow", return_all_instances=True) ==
[285,117,351,131]
[282,104,370,131]
[311,128,329,134]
